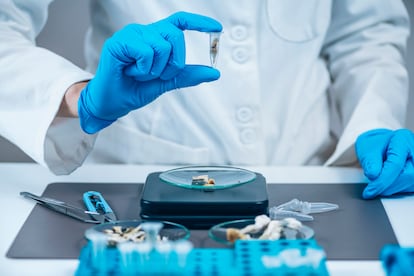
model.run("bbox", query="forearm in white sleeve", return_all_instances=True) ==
[0,1,96,175]
[322,0,410,166]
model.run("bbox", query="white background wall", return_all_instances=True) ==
[403,0,414,129]
[0,0,89,162]
[1,0,413,162]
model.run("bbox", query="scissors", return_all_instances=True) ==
[82,191,117,223]
[20,190,117,224]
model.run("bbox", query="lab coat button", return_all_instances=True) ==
[231,25,248,41]
[240,128,257,144]
[232,47,249,63]
[236,107,253,123]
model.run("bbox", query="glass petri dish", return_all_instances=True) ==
[85,220,190,246]
[208,219,314,245]
[159,166,256,190]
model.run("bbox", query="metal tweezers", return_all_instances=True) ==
[20,191,103,224]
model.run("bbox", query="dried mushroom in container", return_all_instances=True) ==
[209,215,315,245]
[192,175,215,187]
[102,224,168,245]
[85,220,190,246]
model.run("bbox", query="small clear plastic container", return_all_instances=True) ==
[209,219,314,245]
[85,220,190,246]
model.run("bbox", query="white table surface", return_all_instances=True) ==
[1,163,414,276]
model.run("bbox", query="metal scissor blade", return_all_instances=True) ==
[20,191,103,224]
[104,212,117,222]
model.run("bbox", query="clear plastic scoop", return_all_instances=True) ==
[269,209,314,221]
[274,198,338,214]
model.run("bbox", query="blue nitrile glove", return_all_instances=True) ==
[355,128,414,199]
[78,12,222,134]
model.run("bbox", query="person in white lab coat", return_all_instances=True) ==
[0,1,413,198]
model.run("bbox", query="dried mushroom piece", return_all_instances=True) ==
[192,175,209,186]
[240,214,271,234]
[192,175,216,187]
[225,216,306,243]
[226,228,249,243]
[102,224,166,245]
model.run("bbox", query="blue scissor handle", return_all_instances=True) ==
[83,191,114,214]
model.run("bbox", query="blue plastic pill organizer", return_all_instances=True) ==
[75,239,329,276]
[381,245,414,276]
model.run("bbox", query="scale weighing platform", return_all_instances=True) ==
[140,166,269,229]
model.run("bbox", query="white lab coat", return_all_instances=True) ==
[0,0,409,175]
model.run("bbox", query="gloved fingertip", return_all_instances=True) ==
[204,67,220,81]
[362,187,377,200]
[167,12,223,32]
[364,168,380,180]
[206,20,223,33]
[362,161,381,179]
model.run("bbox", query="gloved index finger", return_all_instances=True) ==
[355,129,391,179]
[166,11,223,33]
[154,12,222,80]
[356,142,383,180]
[363,135,409,199]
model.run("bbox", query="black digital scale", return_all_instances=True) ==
[140,166,269,229]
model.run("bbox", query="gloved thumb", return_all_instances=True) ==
[355,129,392,179]
[166,65,220,90]
[134,65,220,107]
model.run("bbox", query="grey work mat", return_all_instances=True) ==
[6,182,397,260]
